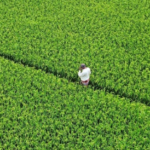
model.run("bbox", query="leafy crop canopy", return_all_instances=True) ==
[1,0,150,103]
[1,57,150,149]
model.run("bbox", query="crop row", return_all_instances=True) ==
[1,0,150,104]
[1,56,150,149]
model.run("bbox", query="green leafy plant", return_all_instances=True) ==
[1,57,150,149]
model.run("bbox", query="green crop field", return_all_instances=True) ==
[1,0,150,149]
[1,57,150,149]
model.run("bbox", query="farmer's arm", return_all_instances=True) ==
[78,70,86,77]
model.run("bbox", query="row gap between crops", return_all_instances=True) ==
[0,53,150,107]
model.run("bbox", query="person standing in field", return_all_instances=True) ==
[78,64,91,86]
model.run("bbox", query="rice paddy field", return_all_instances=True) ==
[1,0,150,149]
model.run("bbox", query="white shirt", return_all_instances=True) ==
[78,67,91,81]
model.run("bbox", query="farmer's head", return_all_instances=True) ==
[81,64,86,69]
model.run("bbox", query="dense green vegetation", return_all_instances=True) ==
[1,0,150,149]
[1,0,150,103]
[1,57,150,149]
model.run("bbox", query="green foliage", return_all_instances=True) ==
[1,57,150,149]
[0,0,150,103]
[1,0,150,149]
